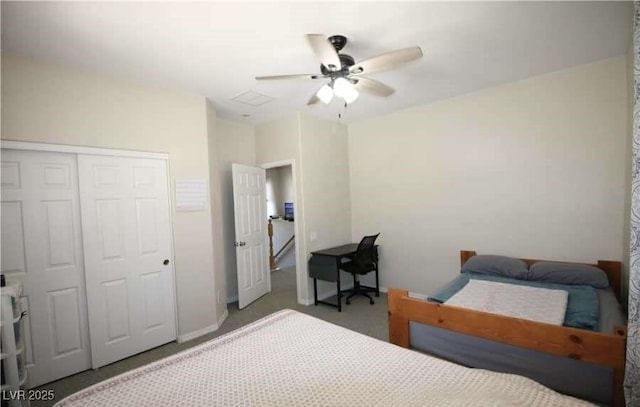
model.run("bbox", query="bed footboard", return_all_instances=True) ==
[388,288,627,406]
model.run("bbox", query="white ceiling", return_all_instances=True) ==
[1,1,632,125]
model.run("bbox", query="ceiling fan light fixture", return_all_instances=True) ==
[316,84,334,104]
[332,77,353,98]
[333,77,359,104]
[343,87,359,104]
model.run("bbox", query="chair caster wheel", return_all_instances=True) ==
[346,300,351,305]
[369,300,374,305]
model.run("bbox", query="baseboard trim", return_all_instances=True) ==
[177,324,217,343]
[177,308,229,343]
[217,308,229,328]
[300,298,314,306]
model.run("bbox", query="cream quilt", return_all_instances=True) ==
[446,279,569,326]
[55,310,590,406]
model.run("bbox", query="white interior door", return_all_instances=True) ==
[78,155,176,368]
[1,149,91,386]
[232,163,270,309]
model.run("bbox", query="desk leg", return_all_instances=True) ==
[336,275,342,312]
[336,258,342,312]
[314,278,318,306]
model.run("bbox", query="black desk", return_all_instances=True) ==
[308,244,379,312]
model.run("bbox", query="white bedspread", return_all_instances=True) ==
[55,310,589,407]
[446,279,569,326]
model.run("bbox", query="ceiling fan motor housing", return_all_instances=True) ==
[320,54,355,76]
[319,35,356,78]
[328,35,347,51]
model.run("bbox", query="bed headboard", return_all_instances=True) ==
[460,250,622,302]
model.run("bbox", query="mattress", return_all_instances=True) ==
[445,279,569,325]
[429,272,599,330]
[56,310,592,407]
[410,288,626,405]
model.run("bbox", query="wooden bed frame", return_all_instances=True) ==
[388,250,627,406]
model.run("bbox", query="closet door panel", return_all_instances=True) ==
[43,200,76,268]
[0,149,91,387]
[48,287,83,356]
[78,155,176,368]
[0,201,27,274]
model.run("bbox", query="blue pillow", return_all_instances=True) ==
[528,262,609,288]
[461,255,529,279]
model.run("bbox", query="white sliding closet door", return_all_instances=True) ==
[78,155,176,368]
[1,150,91,386]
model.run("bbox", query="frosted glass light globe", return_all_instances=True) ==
[332,77,352,98]
[316,84,333,104]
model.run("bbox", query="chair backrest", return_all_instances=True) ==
[353,233,380,270]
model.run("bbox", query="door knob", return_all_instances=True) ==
[163,259,170,266]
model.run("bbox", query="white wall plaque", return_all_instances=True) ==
[175,178,209,211]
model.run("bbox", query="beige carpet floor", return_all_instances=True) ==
[33,267,388,406]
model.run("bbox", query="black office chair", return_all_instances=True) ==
[340,233,380,305]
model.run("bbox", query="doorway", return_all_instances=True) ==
[262,161,300,302]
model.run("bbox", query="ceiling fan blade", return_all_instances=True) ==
[353,77,395,97]
[350,47,423,75]
[256,74,322,81]
[306,34,341,71]
[307,94,321,106]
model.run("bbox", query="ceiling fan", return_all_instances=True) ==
[256,34,423,106]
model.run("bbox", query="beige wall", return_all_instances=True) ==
[298,114,352,297]
[298,114,351,253]
[255,114,301,164]
[623,38,634,307]
[1,55,219,337]
[280,165,294,204]
[215,118,255,301]
[266,167,283,217]
[255,113,351,301]
[206,101,227,320]
[255,114,309,301]
[266,165,293,217]
[349,56,628,295]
